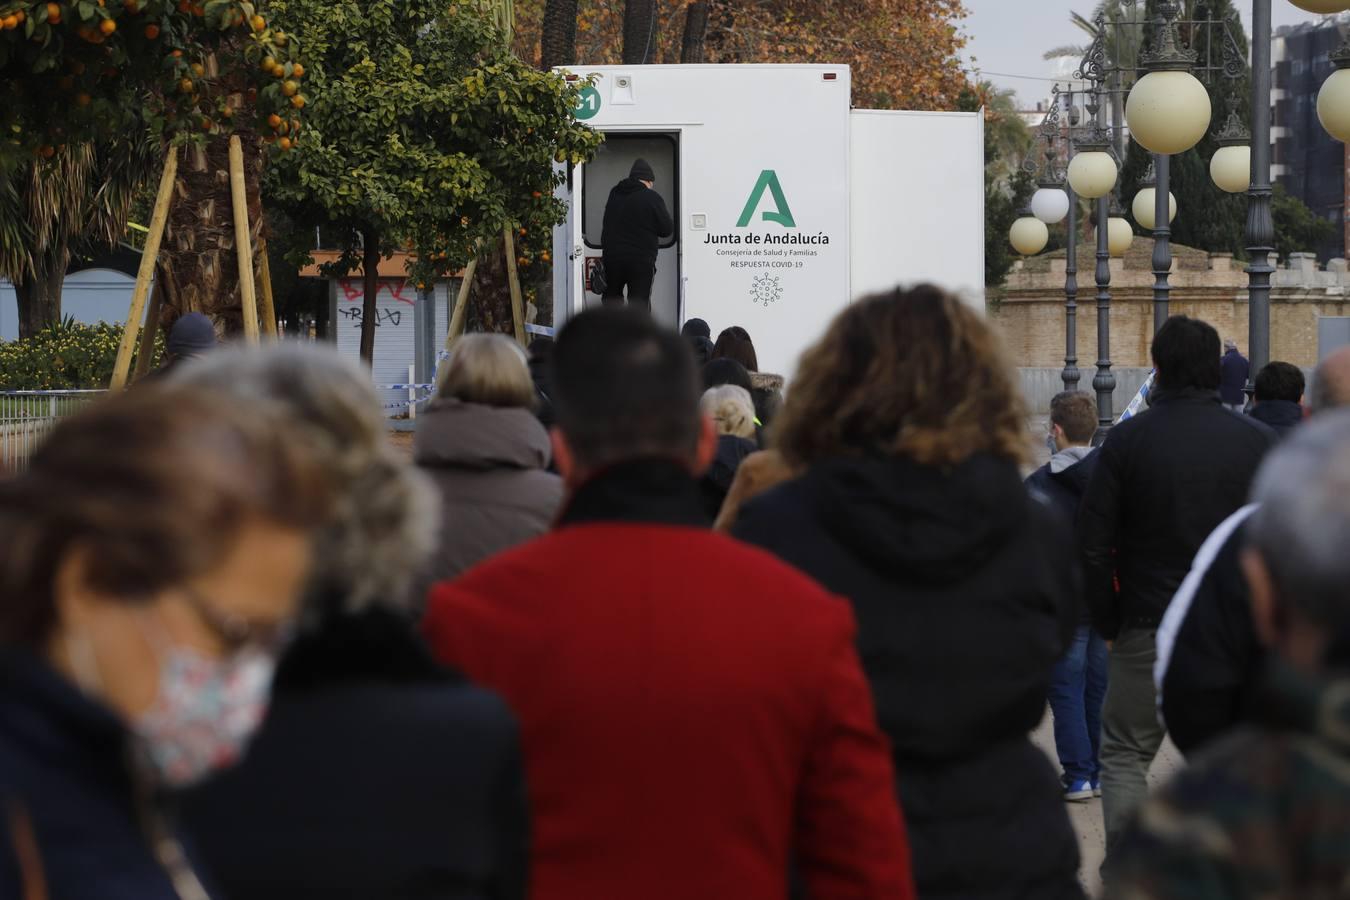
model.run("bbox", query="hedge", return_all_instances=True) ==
[0,320,161,390]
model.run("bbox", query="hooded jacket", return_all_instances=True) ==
[413,398,563,592]
[1026,446,1096,624]
[600,178,674,262]
[734,453,1083,900]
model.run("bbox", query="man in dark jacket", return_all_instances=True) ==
[600,158,674,310]
[1080,316,1276,865]
[1157,346,1350,756]
[1248,360,1305,438]
[1027,391,1106,801]
[1219,337,1250,410]
[1108,413,1350,899]
[422,309,915,900]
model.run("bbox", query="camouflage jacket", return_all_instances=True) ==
[1107,659,1350,900]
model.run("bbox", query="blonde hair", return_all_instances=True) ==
[437,334,536,408]
[701,384,757,440]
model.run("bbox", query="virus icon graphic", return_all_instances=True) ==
[750,273,784,306]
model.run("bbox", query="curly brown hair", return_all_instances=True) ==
[774,284,1030,468]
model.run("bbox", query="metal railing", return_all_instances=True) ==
[0,390,106,473]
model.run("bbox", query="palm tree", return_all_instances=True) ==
[623,0,658,64]
[0,137,156,339]
[541,0,579,70]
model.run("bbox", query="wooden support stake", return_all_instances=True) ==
[256,238,278,338]
[502,227,527,347]
[445,255,479,347]
[111,148,178,390]
[228,135,260,343]
[131,274,165,381]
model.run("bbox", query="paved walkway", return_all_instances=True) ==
[1031,710,1183,897]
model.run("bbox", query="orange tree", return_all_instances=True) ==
[264,0,601,361]
[514,0,970,111]
[1,0,302,333]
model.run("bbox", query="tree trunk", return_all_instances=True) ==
[680,2,709,63]
[622,0,657,65]
[469,244,515,336]
[159,132,265,333]
[13,253,64,339]
[360,227,380,364]
[540,0,579,70]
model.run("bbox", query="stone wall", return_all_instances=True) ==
[991,241,1350,370]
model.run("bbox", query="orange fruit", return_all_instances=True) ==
[190,62,204,76]
[280,79,297,96]
[2,15,17,29]
[277,136,292,150]
[179,76,194,93]
[200,117,211,131]
[267,112,282,129]
[46,3,61,23]
[261,56,276,72]
[249,13,263,31]
[40,144,55,158]
[291,63,304,78]
[289,94,304,109]
[14,9,24,22]
[99,16,115,33]
[75,92,91,106]
[124,0,137,12]
[272,29,285,44]
[143,23,158,38]
[171,48,181,57]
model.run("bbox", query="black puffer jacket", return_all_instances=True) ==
[600,178,673,262]
[1249,399,1303,439]
[1079,387,1275,639]
[734,453,1082,900]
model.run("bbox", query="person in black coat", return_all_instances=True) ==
[1026,391,1107,801]
[734,286,1083,900]
[1220,338,1250,410]
[0,388,338,900]
[174,346,528,900]
[600,158,673,310]
[1157,347,1350,757]
[1079,316,1276,865]
[1248,360,1305,438]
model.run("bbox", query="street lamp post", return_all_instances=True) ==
[1246,0,1275,397]
[1152,153,1172,333]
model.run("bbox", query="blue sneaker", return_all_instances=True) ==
[1064,779,1094,802]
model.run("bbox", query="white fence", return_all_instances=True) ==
[0,391,105,472]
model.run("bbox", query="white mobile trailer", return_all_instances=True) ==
[553,64,985,378]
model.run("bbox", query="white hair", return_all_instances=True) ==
[700,384,756,440]
[172,343,439,613]
[1248,409,1350,628]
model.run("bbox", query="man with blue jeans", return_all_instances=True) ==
[1027,391,1107,801]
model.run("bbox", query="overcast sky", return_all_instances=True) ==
[964,1,1329,108]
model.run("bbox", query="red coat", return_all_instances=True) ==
[422,462,915,900]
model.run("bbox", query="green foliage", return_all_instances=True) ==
[1273,184,1339,262]
[961,80,1034,288]
[263,0,603,285]
[0,318,162,389]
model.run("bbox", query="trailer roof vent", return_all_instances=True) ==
[823,72,838,81]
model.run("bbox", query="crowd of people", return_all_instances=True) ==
[1,284,1348,900]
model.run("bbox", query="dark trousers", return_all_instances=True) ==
[602,255,655,310]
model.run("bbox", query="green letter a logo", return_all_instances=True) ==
[737,170,796,228]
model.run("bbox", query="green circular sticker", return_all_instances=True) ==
[574,86,602,121]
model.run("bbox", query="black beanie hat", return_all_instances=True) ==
[630,158,655,183]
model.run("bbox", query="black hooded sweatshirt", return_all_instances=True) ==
[601,177,674,262]
[734,453,1084,900]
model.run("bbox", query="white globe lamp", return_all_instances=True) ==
[1132,188,1177,230]
[1031,186,1071,225]
[1106,217,1134,258]
[1288,0,1350,12]
[1067,150,1118,199]
[1318,56,1350,143]
[1126,71,1213,155]
[1010,214,1050,257]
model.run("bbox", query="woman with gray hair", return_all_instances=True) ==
[173,344,528,900]
[699,383,760,521]
[414,333,564,588]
